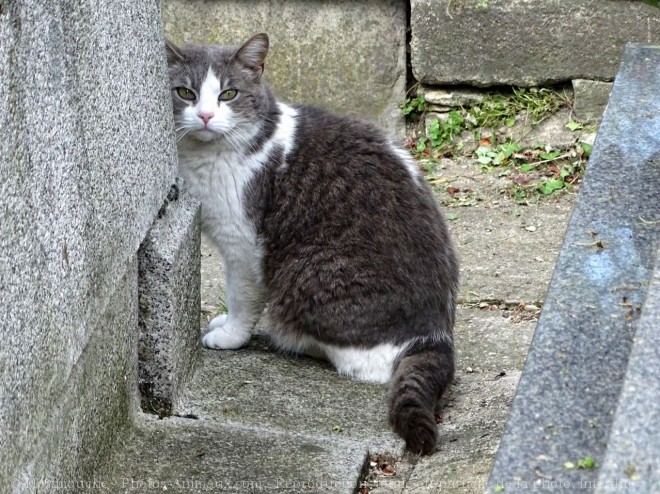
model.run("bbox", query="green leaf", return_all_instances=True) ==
[446,212,458,221]
[500,141,521,158]
[494,486,505,492]
[416,137,428,152]
[579,142,593,157]
[520,163,533,172]
[542,178,564,194]
[505,117,516,128]
[540,150,561,160]
[566,120,583,131]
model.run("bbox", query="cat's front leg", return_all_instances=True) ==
[203,259,265,350]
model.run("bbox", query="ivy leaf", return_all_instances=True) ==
[542,178,564,194]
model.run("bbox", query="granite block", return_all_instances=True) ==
[595,250,660,493]
[138,184,202,414]
[0,0,177,488]
[8,260,139,493]
[487,45,660,492]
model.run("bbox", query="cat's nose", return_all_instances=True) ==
[198,112,214,125]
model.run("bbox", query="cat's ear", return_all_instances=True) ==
[165,38,184,66]
[235,33,269,79]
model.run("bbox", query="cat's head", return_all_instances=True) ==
[165,33,272,145]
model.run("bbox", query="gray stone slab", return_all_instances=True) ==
[0,0,176,488]
[487,45,660,492]
[97,416,368,494]
[174,343,403,454]
[573,80,614,125]
[138,185,202,414]
[454,308,535,374]
[596,249,660,493]
[8,260,139,493]
[162,0,407,137]
[411,0,660,87]
[441,180,573,305]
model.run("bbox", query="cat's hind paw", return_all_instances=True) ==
[209,313,228,329]
[202,323,251,350]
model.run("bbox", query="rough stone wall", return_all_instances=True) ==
[411,0,660,87]
[162,0,408,137]
[0,1,179,490]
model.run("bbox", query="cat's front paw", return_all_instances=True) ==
[202,323,251,350]
[209,313,228,329]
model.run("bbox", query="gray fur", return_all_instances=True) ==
[166,34,459,454]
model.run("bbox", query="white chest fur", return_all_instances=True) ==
[176,102,298,264]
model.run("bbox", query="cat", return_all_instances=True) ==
[165,33,459,455]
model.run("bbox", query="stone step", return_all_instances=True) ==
[172,341,403,455]
[595,251,660,493]
[486,45,660,493]
[96,415,367,494]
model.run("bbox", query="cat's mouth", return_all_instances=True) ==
[192,128,221,142]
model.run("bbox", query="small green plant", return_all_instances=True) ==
[416,111,465,154]
[475,141,522,169]
[401,94,426,116]
[577,456,597,469]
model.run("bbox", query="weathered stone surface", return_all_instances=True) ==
[411,0,660,87]
[573,79,614,124]
[174,342,403,454]
[596,250,660,493]
[0,0,176,489]
[508,110,581,150]
[10,262,139,493]
[162,0,407,137]
[138,185,201,414]
[97,416,368,494]
[422,86,486,107]
[487,45,660,492]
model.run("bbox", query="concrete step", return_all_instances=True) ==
[97,415,367,493]
[173,340,402,455]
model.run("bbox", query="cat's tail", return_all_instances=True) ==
[388,337,454,455]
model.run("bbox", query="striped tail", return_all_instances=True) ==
[388,338,454,454]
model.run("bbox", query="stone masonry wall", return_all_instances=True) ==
[411,0,660,87]
[0,1,184,490]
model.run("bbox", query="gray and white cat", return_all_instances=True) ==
[166,33,459,454]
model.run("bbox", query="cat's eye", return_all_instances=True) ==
[176,87,196,101]
[219,89,238,102]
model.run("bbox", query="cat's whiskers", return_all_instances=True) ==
[224,125,254,154]
[257,113,276,124]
